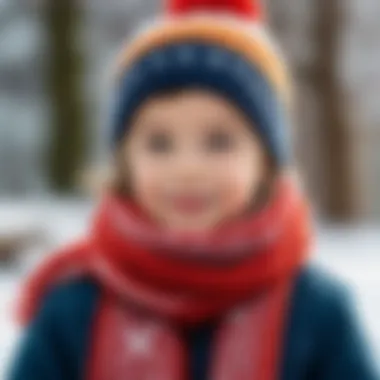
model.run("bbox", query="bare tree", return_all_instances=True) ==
[314,0,357,220]
[268,0,357,221]
[44,0,87,193]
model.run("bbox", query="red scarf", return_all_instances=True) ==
[18,175,311,380]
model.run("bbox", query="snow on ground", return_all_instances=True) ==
[0,199,379,378]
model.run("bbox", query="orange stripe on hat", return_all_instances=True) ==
[114,0,291,102]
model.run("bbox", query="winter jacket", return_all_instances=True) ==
[8,266,379,380]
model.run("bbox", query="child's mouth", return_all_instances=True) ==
[170,195,212,215]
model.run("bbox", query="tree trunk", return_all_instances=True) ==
[44,0,86,193]
[314,0,356,220]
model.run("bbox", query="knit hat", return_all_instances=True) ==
[111,0,292,165]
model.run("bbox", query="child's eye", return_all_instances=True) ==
[206,131,236,152]
[146,133,173,153]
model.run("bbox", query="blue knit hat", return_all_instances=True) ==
[111,0,292,166]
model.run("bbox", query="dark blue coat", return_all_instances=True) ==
[8,266,379,380]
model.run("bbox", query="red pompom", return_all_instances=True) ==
[167,0,262,20]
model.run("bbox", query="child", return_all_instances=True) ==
[9,0,378,379]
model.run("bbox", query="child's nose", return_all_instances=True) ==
[173,151,206,178]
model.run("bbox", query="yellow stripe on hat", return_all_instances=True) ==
[115,17,291,102]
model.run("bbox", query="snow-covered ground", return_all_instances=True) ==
[0,199,379,378]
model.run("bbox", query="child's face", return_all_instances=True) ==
[123,89,267,232]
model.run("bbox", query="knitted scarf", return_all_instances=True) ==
[19,175,311,380]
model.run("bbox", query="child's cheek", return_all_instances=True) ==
[128,158,165,207]
[215,154,263,215]
[220,174,254,217]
